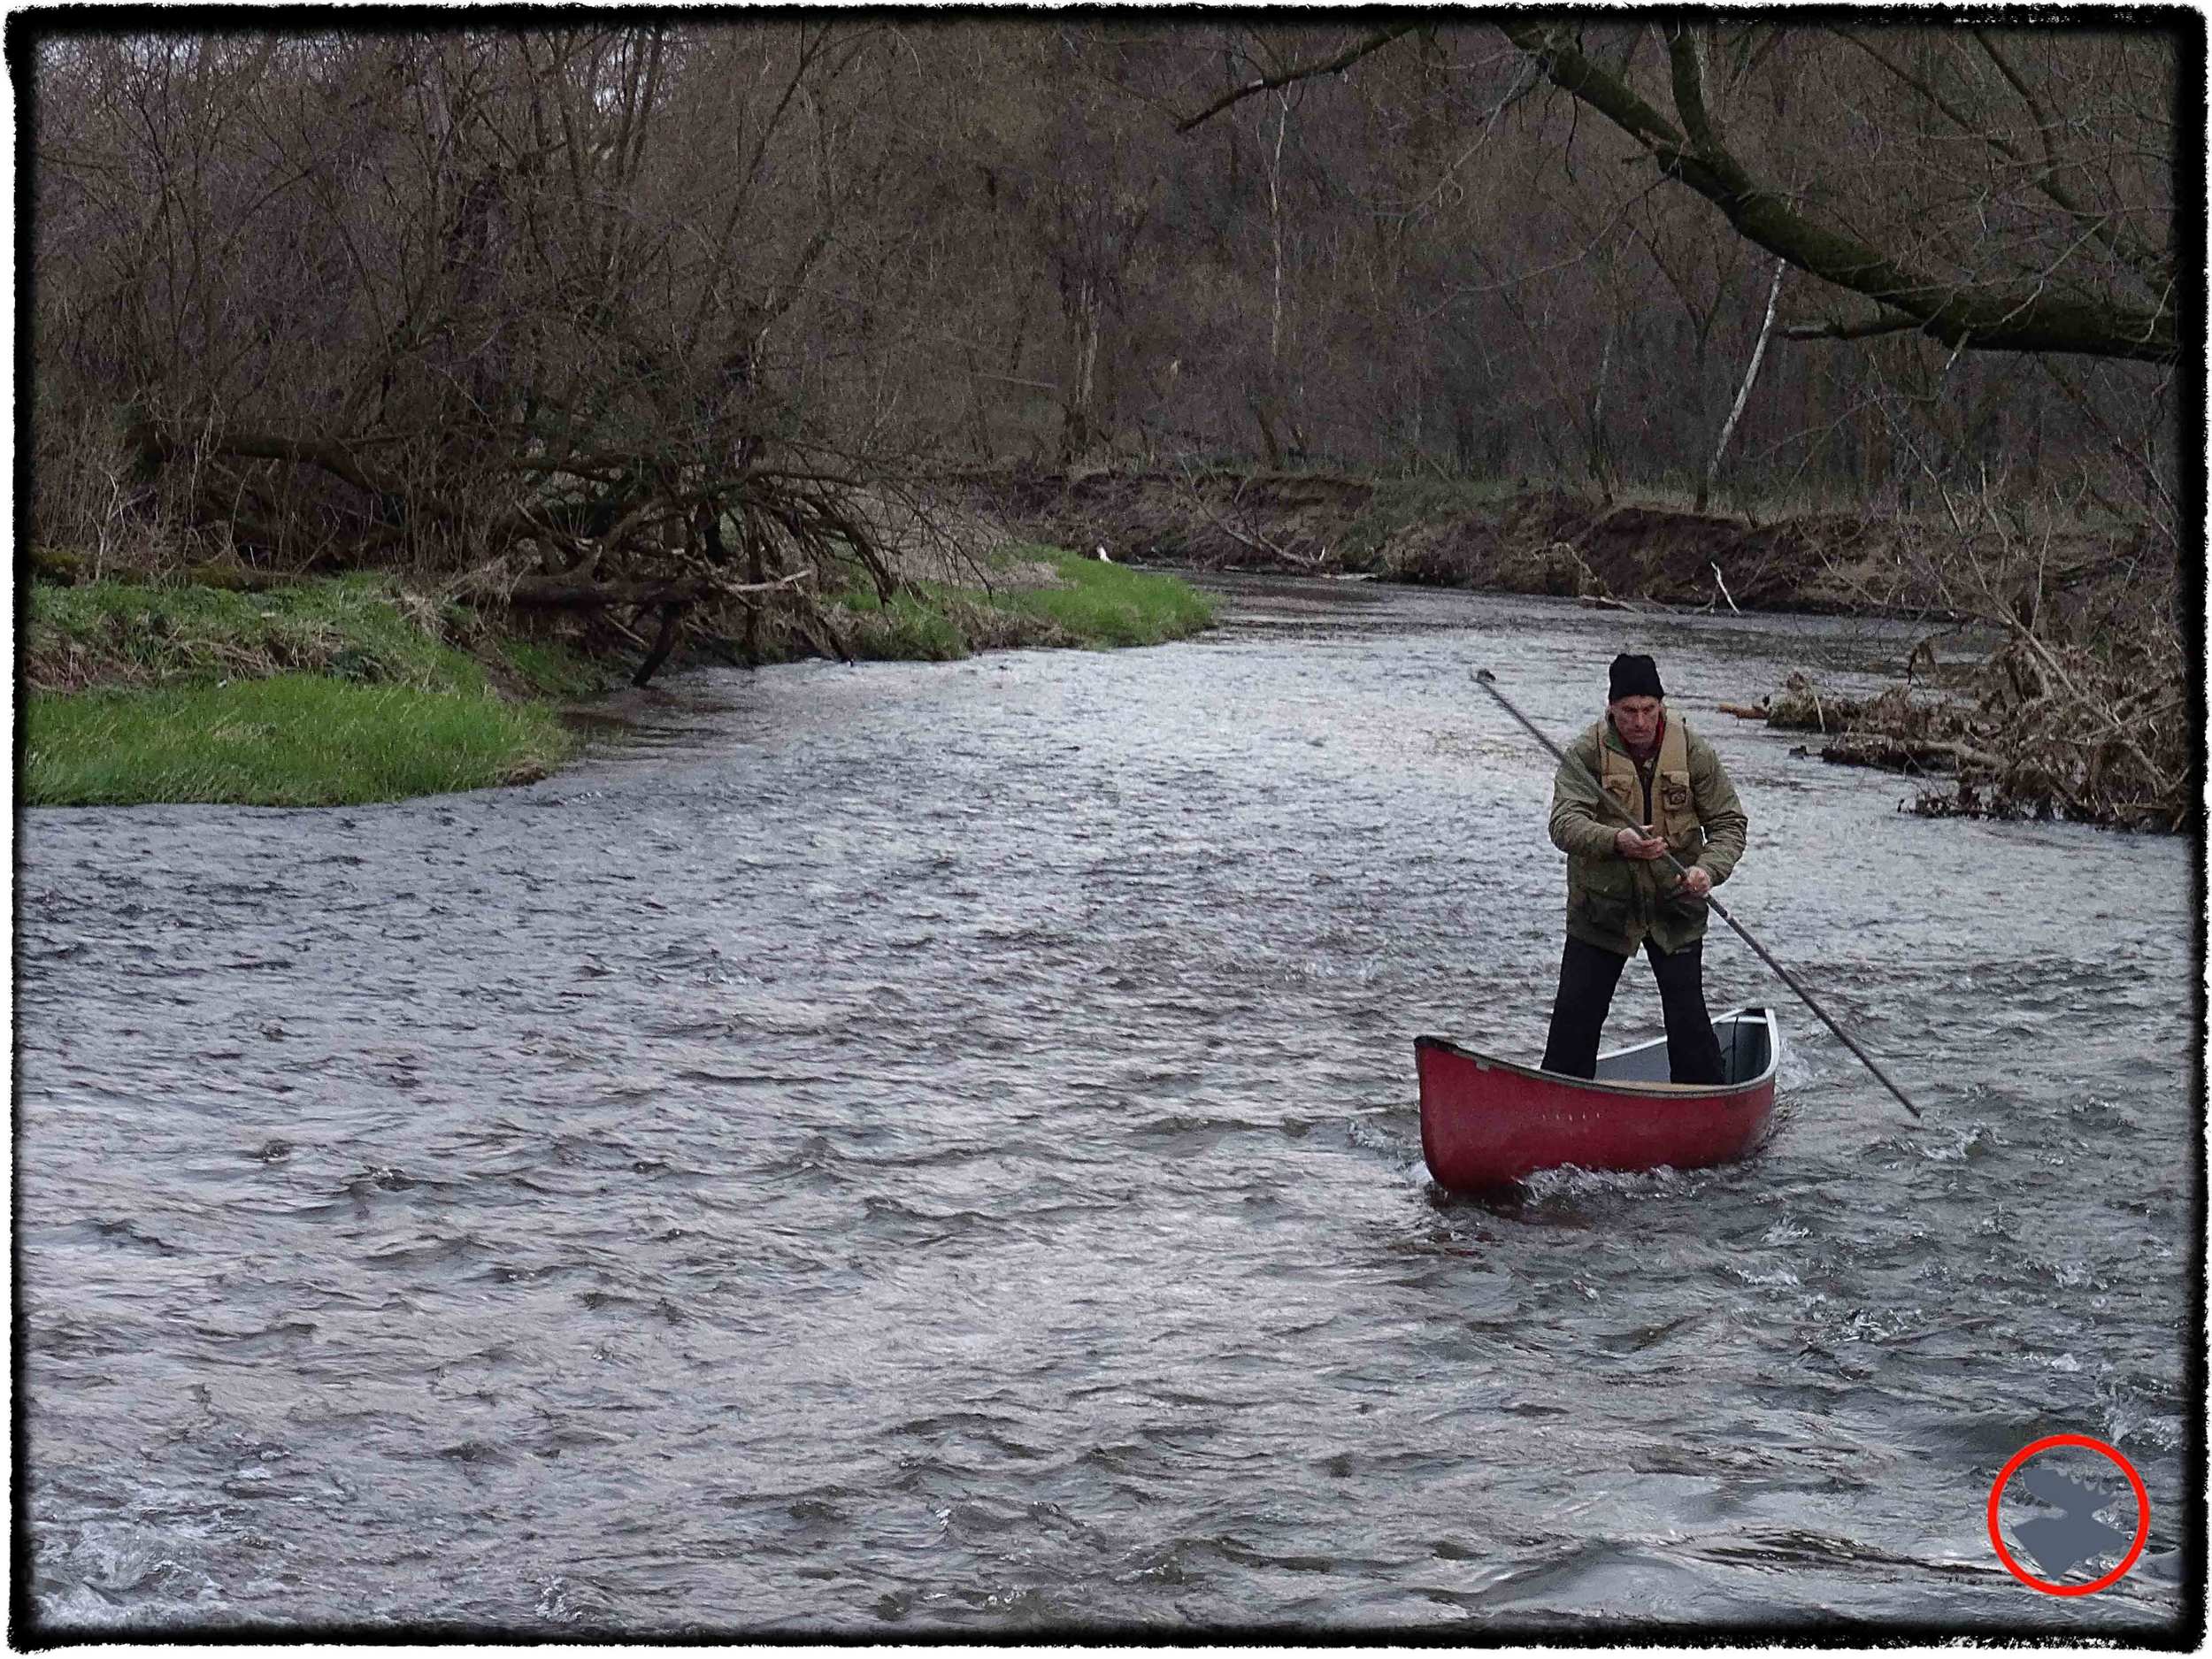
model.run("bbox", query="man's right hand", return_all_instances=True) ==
[1614,825,1668,860]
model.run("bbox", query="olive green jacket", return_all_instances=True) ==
[1548,714,1748,956]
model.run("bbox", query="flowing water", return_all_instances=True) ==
[16,575,2199,1640]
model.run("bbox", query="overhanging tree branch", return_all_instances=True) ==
[1781,311,1925,343]
[508,568,811,610]
[1663,24,1723,161]
[1497,21,2177,364]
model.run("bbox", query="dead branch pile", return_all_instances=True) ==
[1757,638,2188,831]
[122,413,939,685]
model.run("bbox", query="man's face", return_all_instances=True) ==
[1609,695,1664,751]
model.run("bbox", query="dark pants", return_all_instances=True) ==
[1541,934,1724,1084]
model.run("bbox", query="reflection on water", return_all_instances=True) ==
[16,576,2193,1638]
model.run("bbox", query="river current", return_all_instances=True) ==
[15,575,2200,1640]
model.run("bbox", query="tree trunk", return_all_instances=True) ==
[631,601,688,687]
[1700,257,1787,511]
[1061,278,1102,463]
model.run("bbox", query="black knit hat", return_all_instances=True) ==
[1609,653,1665,702]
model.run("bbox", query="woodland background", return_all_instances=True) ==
[18,19,2195,823]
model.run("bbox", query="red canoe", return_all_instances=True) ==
[1415,1006,1780,1191]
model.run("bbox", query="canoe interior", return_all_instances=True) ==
[1594,1009,1775,1089]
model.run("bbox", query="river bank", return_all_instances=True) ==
[949,468,2187,832]
[948,466,2158,618]
[19,547,1217,807]
[21,467,2183,828]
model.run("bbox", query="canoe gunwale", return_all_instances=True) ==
[1411,1006,1780,1102]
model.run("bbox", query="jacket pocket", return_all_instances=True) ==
[1572,859,1637,936]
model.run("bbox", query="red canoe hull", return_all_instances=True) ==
[1416,1006,1779,1191]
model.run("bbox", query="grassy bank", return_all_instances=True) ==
[20,547,1217,808]
[24,676,574,807]
[21,575,590,807]
[832,543,1217,660]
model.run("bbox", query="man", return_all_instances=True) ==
[1540,653,1747,1084]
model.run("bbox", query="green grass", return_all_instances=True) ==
[987,546,1217,646]
[23,674,573,807]
[495,636,616,698]
[19,549,1212,807]
[26,572,489,694]
[22,572,584,807]
[831,544,1216,657]
[833,587,976,661]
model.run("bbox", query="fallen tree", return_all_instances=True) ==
[1755,641,2187,833]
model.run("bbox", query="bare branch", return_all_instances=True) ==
[509,568,810,610]
[1498,21,2176,362]
[1781,312,1926,343]
[1839,29,2166,297]
[1174,27,1417,133]
[1663,24,1722,160]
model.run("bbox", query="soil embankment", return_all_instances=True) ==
[949,466,2142,622]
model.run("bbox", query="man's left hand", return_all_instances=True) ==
[1678,865,1712,899]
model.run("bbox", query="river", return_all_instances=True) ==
[15,574,2198,1640]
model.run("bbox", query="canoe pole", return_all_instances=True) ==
[1473,668,1922,1120]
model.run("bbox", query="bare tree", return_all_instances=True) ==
[30,24,946,679]
[1701,257,1786,511]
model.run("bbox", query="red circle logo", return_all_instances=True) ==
[1985,1433,2150,1595]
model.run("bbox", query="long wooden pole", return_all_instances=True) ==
[1475,669,1922,1120]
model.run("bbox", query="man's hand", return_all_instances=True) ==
[1678,864,1712,899]
[1613,825,1668,861]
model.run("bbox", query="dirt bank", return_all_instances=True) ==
[946,465,2147,622]
[942,465,2182,831]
